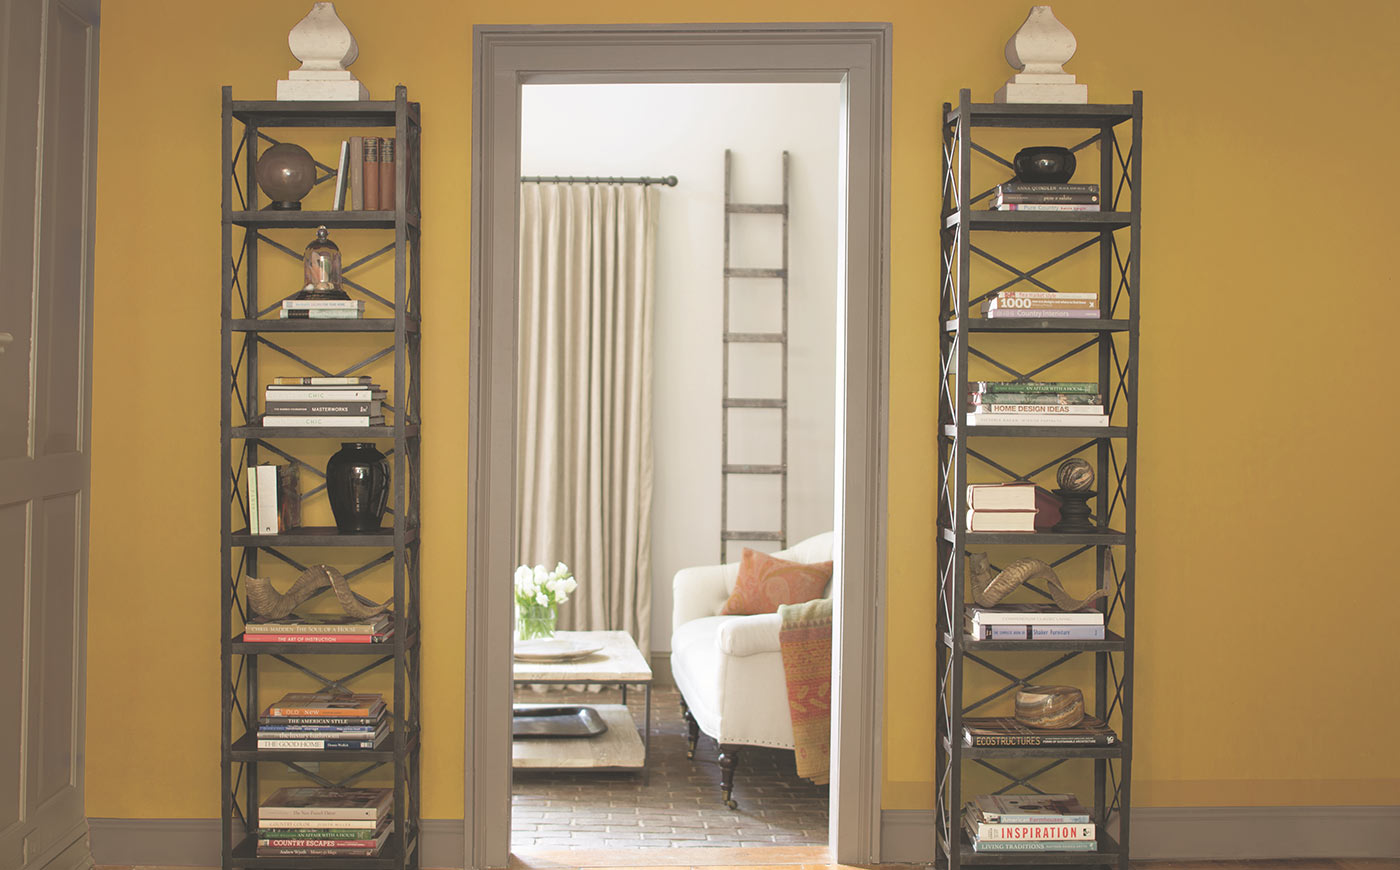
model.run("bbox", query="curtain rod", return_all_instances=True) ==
[521,174,678,187]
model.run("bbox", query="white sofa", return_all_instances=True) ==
[670,531,834,808]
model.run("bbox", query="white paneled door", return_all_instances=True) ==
[0,0,100,868]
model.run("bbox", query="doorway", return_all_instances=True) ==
[466,24,891,869]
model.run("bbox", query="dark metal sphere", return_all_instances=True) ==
[255,142,316,208]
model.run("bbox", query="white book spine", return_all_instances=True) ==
[247,467,259,532]
[264,390,378,401]
[973,404,1105,415]
[280,300,365,310]
[970,611,1104,626]
[966,413,1109,427]
[255,465,279,534]
[261,417,377,427]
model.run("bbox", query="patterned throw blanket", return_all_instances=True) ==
[776,597,834,785]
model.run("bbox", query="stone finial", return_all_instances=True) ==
[276,3,370,101]
[994,6,1089,104]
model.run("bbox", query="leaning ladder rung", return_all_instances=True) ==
[724,267,786,279]
[723,464,785,475]
[721,530,786,542]
[724,332,784,343]
[726,203,786,214]
[723,398,785,409]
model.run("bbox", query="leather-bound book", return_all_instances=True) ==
[361,136,380,210]
[379,138,395,212]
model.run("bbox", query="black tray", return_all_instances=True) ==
[512,705,609,738]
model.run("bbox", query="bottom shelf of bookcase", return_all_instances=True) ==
[231,829,417,868]
[939,830,1122,865]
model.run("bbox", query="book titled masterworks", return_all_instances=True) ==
[963,715,1118,747]
[264,693,386,718]
[964,803,1095,840]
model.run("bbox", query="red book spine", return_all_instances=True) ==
[242,633,381,643]
[361,137,380,210]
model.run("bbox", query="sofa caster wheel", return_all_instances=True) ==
[724,797,738,810]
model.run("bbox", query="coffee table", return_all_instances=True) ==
[512,630,652,772]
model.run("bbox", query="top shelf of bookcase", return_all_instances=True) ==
[231,99,421,128]
[944,101,1136,129]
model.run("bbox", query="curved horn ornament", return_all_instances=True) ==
[246,565,391,620]
[968,552,1107,611]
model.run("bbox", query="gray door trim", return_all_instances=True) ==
[467,22,890,869]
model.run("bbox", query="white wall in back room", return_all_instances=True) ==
[520,83,841,652]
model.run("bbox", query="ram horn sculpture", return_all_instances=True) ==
[245,564,390,620]
[968,552,1107,611]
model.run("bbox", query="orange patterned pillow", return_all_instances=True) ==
[720,548,834,616]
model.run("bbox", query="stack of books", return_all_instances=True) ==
[281,298,365,320]
[963,714,1118,748]
[989,181,1100,212]
[963,793,1097,853]
[263,376,386,427]
[965,602,1105,641]
[965,482,1061,532]
[336,136,397,211]
[246,463,299,535]
[980,290,1099,320]
[966,380,1107,428]
[243,613,394,645]
[256,693,391,750]
[257,786,393,857]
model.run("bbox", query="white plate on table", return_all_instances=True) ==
[513,638,604,662]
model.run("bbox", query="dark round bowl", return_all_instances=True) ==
[1013,146,1076,184]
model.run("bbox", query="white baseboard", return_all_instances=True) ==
[878,806,1400,863]
[87,818,465,868]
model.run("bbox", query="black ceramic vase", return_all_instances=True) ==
[326,442,389,532]
[1013,146,1077,184]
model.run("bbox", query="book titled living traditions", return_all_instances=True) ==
[963,715,1117,747]
[260,786,393,821]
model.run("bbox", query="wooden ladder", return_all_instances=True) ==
[720,149,790,562]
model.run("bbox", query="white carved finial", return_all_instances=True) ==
[994,6,1089,104]
[289,2,359,71]
[276,2,370,101]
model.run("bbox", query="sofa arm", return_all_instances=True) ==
[672,563,735,632]
[716,613,782,657]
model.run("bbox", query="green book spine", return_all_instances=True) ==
[968,392,1101,405]
[971,381,1098,395]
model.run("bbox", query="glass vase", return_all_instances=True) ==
[516,601,557,641]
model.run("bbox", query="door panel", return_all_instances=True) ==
[0,0,42,461]
[35,3,92,458]
[36,493,78,807]
[0,0,99,867]
[0,502,28,834]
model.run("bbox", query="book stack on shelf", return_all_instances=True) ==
[256,693,391,750]
[981,290,1099,320]
[334,136,397,211]
[963,714,1118,748]
[257,786,393,857]
[967,380,1107,428]
[243,613,394,645]
[963,793,1097,853]
[263,376,386,427]
[966,602,1105,641]
[990,182,1100,212]
[246,464,299,535]
[281,298,365,320]
[965,482,1061,532]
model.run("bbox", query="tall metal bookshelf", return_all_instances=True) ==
[936,89,1142,870]
[219,85,422,870]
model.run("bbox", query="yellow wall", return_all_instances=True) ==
[87,0,1400,820]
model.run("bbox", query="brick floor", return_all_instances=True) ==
[512,685,829,848]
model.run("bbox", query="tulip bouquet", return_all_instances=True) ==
[513,562,577,640]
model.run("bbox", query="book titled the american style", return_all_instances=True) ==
[963,715,1118,747]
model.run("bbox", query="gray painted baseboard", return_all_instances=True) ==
[90,807,1400,867]
[878,806,1400,863]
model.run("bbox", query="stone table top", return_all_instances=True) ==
[512,630,652,683]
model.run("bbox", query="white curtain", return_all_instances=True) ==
[517,182,658,656]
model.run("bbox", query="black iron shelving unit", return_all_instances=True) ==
[220,85,422,870]
[936,89,1142,870]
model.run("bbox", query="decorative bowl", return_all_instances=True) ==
[1013,146,1076,184]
